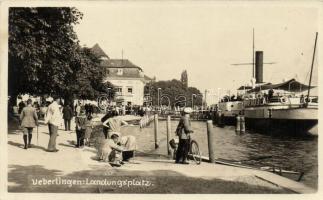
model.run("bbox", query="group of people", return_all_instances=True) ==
[19,97,61,151]
[19,96,193,166]
[98,110,137,167]
[19,97,137,167]
[103,105,146,117]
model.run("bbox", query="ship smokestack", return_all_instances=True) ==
[255,51,263,83]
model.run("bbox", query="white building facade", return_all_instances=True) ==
[91,44,152,106]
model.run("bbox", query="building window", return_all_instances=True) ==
[117,69,123,75]
[116,87,122,93]
[127,87,133,94]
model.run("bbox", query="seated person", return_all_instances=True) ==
[101,111,137,162]
[97,132,124,167]
[119,135,137,162]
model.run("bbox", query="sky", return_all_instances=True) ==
[74,1,319,94]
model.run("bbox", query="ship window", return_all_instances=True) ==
[117,69,123,75]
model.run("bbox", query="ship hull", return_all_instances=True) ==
[223,116,237,125]
[244,107,318,136]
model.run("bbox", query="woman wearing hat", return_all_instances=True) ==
[175,107,194,164]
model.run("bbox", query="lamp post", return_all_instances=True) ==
[192,94,196,110]
[157,88,161,108]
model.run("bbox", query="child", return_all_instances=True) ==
[84,115,93,146]
[75,110,86,148]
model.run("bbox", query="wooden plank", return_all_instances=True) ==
[255,173,316,194]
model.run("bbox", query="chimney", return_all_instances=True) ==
[255,51,263,83]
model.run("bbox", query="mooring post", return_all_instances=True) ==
[166,115,171,155]
[236,115,241,132]
[154,113,159,149]
[240,115,245,133]
[206,120,215,163]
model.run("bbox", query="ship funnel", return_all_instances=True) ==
[255,51,263,83]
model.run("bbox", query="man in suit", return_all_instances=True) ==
[20,99,38,149]
[62,104,73,131]
[175,107,194,164]
[45,96,61,152]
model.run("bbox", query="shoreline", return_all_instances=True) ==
[7,119,315,193]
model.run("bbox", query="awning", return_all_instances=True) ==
[247,78,316,93]
[237,86,253,90]
[116,97,125,102]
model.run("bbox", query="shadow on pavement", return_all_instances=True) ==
[58,143,75,148]
[8,141,47,151]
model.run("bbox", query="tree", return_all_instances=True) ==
[144,79,202,107]
[9,7,83,98]
[8,7,114,105]
[66,46,115,101]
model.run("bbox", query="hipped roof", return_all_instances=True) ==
[91,44,110,59]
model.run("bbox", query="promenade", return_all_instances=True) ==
[7,117,313,194]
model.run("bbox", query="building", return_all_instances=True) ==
[91,44,153,106]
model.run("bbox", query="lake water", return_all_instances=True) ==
[121,120,318,189]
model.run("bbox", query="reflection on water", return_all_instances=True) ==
[121,120,317,189]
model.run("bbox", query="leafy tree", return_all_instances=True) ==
[145,79,202,107]
[9,7,82,98]
[8,7,114,105]
[66,46,115,101]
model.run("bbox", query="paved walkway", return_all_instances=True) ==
[7,118,314,193]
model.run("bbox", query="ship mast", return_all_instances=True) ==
[306,32,318,105]
[252,28,255,78]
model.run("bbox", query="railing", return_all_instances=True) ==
[143,109,215,121]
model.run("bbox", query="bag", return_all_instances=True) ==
[169,138,179,149]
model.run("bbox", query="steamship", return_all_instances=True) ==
[242,50,318,136]
[217,100,244,125]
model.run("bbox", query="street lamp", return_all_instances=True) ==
[157,88,161,108]
[192,94,196,110]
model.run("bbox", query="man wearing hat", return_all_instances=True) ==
[44,96,61,152]
[175,107,194,164]
[20,99,38,149]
